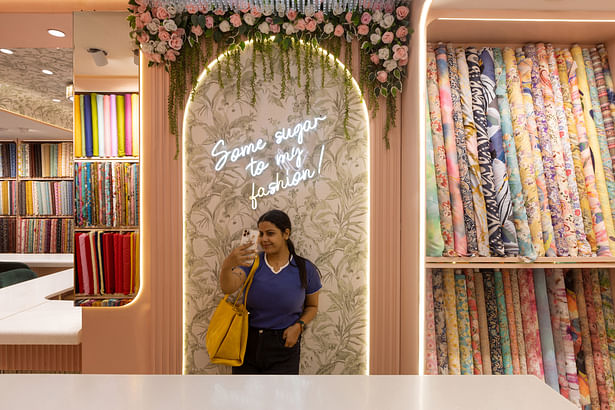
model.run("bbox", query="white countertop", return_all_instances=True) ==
[0,374,575,410]
[0,268,81,344]
[0,253,73,267]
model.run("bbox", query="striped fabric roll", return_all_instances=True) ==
[456,47,490,256]
[597,44,615,121]
[590,48,615,167]
[447,44,478,255]
[466,47,505,256]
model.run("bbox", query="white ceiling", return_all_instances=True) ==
[431,0,615,11]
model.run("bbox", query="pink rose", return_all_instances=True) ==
[205,16,214,28]
[230,13,242,27]
[396,26,408,39]
[156,7,169,20]
[376,70,387,83]
[158,28,171,42]
[251,8,262,17]
[398,58,408,66]
[164,49,178,62]
[137,4,147,13]
[214,8,225,15]
[135,0,148,6]
[295,18,306,31]
[186,4,198,14]
[270,23,280,33]
[140,11,152,24]
[396,6,409,20]
[286,10,298,21]
[370,54,379,64]
[345,12,353,24]
[135,19,145,29]
[266,17,273,23]
[169,35,183,50]
[314,11,324,23]
[333,24,344,37]
[393,45,408,61]
[137,31,150,43]
[239,4,250,13]
[191,25,203,36]
[360,12,371,24]
[384,3,394,13]
[306,18,317,32]
[382,31,394,44]
[357,24,369,36]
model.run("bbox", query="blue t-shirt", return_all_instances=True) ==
[241,252,322,330]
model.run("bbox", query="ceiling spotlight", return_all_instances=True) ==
[0,49,13,55]
[52,98,61,102]
[87,48,108,67]
[48,29,66,38]
[42,69,53,75]
[65,83,74,100]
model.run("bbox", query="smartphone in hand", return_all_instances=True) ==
[240,229,259,254]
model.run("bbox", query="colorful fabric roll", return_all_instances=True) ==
[427,47,454,255]
[534,268,560,392]
[503,48,546,257]
[597,44,615,121]
[466,47,505,256]
[79,95,86,158]
[589,269,615,407]
[581,268,610,409]
[125,94,133,157]
[494,270,513,374]
[518,268,545,380]
[104,95,112,157]
[426,95,445,257]
[432,269,449,375]
[483,270,503,374]
[554,48,596,255]
[480,48,518,256]
[117,94,126,157]
[74,93,82,158]
[84,94,93,157]
[131,93,140,156]
[564,49,612,256]
[474,269,492,374]
[443,268,461,374]
[436,45,467,256]
[571,45,615,255]
[110,94,118,157]
[572,269,601,409]
[519,46,562,256]
[510,268,528,374]
[502,269,521,374]
[546,269,578,404]
[454,271,473,374]
[90,93,99,157]
[591,48,615,167]
[492,48,536,260]
[96,94,105,158]
[456,47,490,256]
[598,269,615,393]
[425,269,438,375]
[447,44,478,255]
[465,269,483,374]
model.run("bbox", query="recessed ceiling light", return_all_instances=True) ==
[42,69,53,75]
[47,29,65,38]
[0,49,13,55]
[52,98,61,102]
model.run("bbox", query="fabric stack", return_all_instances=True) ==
[74,93,139,158]
[18,142,73,177]
[0,142,16,177]
[18,180,73,216]
[74,231,139,296]
[74,162,139,228]
[426,43,615,259]
[0,181,16,215]
[425,268,615,409]
[16,218,73,253]
[74,298,132,307]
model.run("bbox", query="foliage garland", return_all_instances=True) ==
[127,0,411,155]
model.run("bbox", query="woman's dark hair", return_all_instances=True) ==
[258,209,315,289]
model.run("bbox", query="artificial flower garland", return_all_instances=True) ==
[128,0,411,153]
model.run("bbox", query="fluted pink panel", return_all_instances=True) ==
[0,345,81,373]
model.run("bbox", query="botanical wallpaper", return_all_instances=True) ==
[0,48,73,130]
[184,43,369,374]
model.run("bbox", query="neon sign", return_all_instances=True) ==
[210,115,327,209]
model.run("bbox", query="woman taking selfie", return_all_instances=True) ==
[219,209,322,374]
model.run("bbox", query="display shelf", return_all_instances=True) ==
[21,215,73,219]
[73,157,139,162]
[74,227,139,231]
[19,177,73,181]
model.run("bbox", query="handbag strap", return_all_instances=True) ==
[231,254,260,308]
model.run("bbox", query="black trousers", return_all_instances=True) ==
[232,326,301,374]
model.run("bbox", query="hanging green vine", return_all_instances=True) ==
[128,0,412,154]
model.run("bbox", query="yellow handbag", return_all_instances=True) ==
[206,255,259,366]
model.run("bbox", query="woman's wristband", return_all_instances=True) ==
[296,319,306,331]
